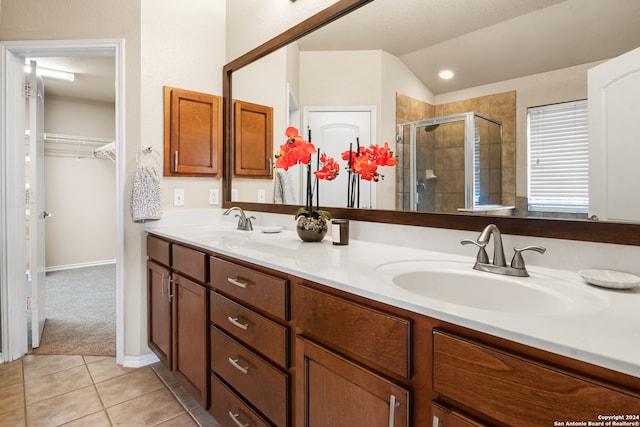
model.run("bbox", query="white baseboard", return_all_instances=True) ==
[45,259,116,273]
[122,352,160,368]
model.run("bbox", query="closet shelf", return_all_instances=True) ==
[40,132,116,161]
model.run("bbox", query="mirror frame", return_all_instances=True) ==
[223,0,640,246]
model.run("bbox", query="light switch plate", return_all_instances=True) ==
[231,189,239,201]
[174,189,185,206]
[258,189,266,203]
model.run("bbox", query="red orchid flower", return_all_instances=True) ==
[275,127,317,170]
[314,153,340,181]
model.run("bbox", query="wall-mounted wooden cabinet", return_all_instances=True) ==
[233,100,273,178]
[163,86,222,177]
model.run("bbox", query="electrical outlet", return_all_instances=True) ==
[258,189,266,203]
[174,189,185,206]
[209,189,219,205]
[231,189,239,201]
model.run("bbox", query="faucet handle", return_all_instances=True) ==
[461,239,489,264]
[510,245,546,269]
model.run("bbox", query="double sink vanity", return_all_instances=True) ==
[145,210,640,426]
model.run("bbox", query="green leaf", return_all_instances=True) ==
[295,207,311,219]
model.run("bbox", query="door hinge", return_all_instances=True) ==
[24,83,32,98]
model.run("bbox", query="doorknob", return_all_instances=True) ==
[41,211,52,219]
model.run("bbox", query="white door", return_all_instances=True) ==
[588,46,640,222]
[29,61,47,348]
[306,108,375,208]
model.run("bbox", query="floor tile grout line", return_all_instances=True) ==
[149,365,202,427]
[85,358,115,427]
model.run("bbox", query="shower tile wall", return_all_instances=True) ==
[396,91,516,212]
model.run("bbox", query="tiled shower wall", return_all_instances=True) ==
[395,92,516,213]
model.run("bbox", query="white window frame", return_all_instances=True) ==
[527,100,589,213]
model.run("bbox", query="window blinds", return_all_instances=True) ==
[527,100,589,213]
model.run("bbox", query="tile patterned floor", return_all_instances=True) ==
[0,355,220,427]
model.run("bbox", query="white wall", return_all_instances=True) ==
[44,95,116,268]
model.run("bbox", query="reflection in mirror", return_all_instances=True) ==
[397,112,505,214]
[230,0,640,222]
[224,0,640,246]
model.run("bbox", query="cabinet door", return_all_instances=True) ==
[233,100,273,178]
[163,86,222,177]
[172,273,208,407]
[147,260,172,369]
[431,402,488,427]
[297,336,410,427]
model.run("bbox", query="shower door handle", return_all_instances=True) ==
[41,211,52,219]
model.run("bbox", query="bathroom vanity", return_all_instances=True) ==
[145,220,640,426]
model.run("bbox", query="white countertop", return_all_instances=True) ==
[146,215,640,378]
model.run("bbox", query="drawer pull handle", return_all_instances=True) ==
[388,394,399,427]
[227,277,249,289]
[228,411,250,427]
[228,316,249,331]
[228,357,249,374]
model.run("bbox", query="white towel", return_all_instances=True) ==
[274,168,296,204]
[131,163,162,222]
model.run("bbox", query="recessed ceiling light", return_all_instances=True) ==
[438,69,455,80]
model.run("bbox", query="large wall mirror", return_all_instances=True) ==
[223,0,640,245]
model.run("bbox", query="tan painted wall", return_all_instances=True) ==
[1,0,226,357]
[44,95,117,268]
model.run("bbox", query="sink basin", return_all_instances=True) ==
[376,260,608,315]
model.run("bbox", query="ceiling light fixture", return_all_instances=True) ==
[438,69,455,80]
[24,65,75,83]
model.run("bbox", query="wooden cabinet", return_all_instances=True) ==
[147,259,171,369]
[295,283,411,379]
[297,335,410,427]
[432,330,640,426]
[146,235,209,408]
[208,256,291,426]
[233,100,273,178]
[146,234,640,426]
[295,283,412,426]
[163,86,222,177]
[172,273,208,407]
[431,401,488,427]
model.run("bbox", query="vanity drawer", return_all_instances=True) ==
[295,283,411,379]
[211,326,289,427]
[147,235,170,266]
[433,330,640,425]
[172,244,207,283]
[211,291,289,368]
[210,257,288,320]
[209,374,272,427]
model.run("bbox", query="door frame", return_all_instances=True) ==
[0,39,125,364]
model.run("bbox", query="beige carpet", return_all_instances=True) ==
[31,264,116,357]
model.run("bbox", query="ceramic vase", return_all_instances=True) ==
[296,216,328,242]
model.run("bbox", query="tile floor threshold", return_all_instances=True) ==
[0,354,220,427]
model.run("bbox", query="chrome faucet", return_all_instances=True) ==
[461,223,546,277]
[223,207,255,231]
